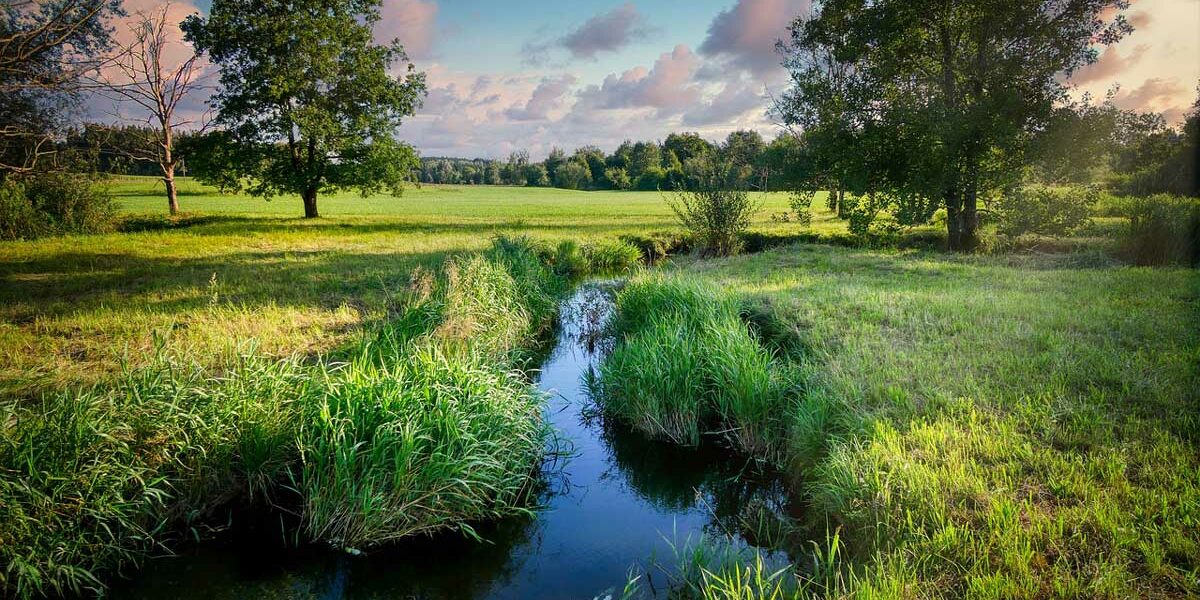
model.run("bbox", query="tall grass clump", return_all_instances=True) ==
[0,350,306,598]
[593,275,801,456]
[296,346,545,549]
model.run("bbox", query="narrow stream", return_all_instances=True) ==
[112,283,794,599]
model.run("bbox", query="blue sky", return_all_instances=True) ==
[152,0,1200,160]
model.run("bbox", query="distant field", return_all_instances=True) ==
[0,177,807,398]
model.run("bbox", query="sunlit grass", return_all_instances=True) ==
[0,177,805,398]
[614,244,1200,598]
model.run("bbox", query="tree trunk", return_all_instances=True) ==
[828,184,839,214]
[945,188,962,251]
[836,188,846,219]
[164,172,179,216]
[959,184,979,252]
[302,187,319,218]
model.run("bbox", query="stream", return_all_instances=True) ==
[112,283,795,599]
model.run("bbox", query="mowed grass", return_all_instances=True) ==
[629,245,1199,598]
[0,176,801,398]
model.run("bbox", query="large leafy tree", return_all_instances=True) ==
[779,0,1131,250]
[182,0,426,218]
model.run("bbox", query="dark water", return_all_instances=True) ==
[112,284,795,600]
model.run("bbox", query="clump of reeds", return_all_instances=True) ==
[592,275,806,457]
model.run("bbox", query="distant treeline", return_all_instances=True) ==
[420,130,800,191]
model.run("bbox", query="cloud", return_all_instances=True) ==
[525,3,653,64]
[698,0,809,77]
[505,75,578,121]
[575,44,700,115]
[1111,77,1189,115]
[376,0,438,60]
[1071,44,1149,84]
[683,79,764,126]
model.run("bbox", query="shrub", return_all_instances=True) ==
[667,167,762,257]
[1116,194,1200,266]
[0,173,117,240]
[992,185,1096,238]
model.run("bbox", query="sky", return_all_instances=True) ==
[123,0,1200,160]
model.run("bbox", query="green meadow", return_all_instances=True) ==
[1,176,1197,598]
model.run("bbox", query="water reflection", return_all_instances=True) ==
[110,283,799,600]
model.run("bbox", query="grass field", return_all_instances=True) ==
[2,177,1197,598]
[0,176,800,398]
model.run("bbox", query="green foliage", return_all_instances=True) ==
[1114,102,1198,197]
[0,173,117,240]
[778,0,1132,250]
[619,230,692,264]
[993,185,1097,238]
[605,167,632,190]
[669,165,762,257]
[181,0,426,217]
[583,239,643,276]
[1116,194,1200,265]
[553,160,592,190]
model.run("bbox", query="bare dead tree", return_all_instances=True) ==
[90,2,208,214]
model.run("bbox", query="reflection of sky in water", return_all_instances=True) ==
[112,284,794,600]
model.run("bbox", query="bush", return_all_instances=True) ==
[0,173,117,240]
[667,168,761,257]
[1116,194,1200,266]
[992,185,1096,238]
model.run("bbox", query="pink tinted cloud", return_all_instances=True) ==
[376,0,438,60]
[698,0,809,76]
[576,44,701,115]
[505,75,578,121]
[1072,44,1150,84]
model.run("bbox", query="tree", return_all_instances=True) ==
[1,0,122,174]
[182,0,426,218]
[604,167,631,190]
[663,132,714,164]
[573,145,607,186]
[779,0,1131,250]
[544,146,566,180]
[629,141,661,180]
[524,163,550,187]
[485,162,502,185]
[554,160,591,190]
[92,3,205,215]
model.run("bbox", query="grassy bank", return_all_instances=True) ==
[0,236,641,598]
[596,245,1199,598]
